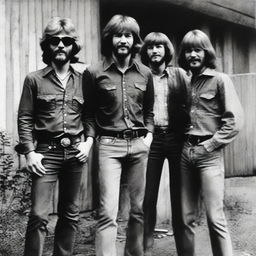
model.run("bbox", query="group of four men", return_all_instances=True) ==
[16,14,243,256]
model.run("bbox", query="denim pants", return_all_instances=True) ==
[95,136,149,256]
[24,143,84,256]
[143,132,183,252]
[179,142,233,256]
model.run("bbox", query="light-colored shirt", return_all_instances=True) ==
[152,70,169,127]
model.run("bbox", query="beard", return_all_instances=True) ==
[113,45,132,59]
[149,55,165,67]
[51,50,72,65]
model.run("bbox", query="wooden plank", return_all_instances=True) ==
[0,0,6,129]
[28,0,37,72]
[223,29,233,74]
[84,0,92,64]
[90,0,101,63]
[101,0,256,28]
[225,74,256,176]
[51,0,58,18]
[35,0,44,70]
[9,0,20,135]
[249,33,256,73]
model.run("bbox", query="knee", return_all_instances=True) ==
[58,207,80,223]
[27,214,48,233]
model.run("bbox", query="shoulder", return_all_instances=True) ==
[134,60,152,76]
[212,71,233,87]
[86,61,104,74]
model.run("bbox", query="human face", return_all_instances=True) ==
[184,47,205,74]
[112,31,134,58]
[49,32,74,65]
[147,44,165,66]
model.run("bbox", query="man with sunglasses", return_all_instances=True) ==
[16,17,94,256]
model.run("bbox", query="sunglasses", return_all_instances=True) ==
[48,36,75,47]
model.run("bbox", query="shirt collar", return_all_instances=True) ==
[199,68,217,77]
[103,57,140,72]
[42,65,79,77]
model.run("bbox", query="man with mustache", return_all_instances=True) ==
[177,29,243,256]
[83,14,154,256]
[16,17,94,256]
[140,32,189,256]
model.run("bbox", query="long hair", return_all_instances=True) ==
[40,17,82,65]
[140,32,174,66]
[101,14,143,58]
[178,29,216,70]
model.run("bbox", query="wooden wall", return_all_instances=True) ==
[0,0,100,136]
[224,74,256,177]
[0,0,101,211]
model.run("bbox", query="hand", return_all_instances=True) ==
[25,151,46,177]
[75,137,94,163]
[142,132,153,148]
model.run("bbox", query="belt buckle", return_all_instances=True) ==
[122,129,133,139]
[60,137,71,147]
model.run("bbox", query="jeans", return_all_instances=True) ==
[179,142,233,256]
[143,132,183,253]
[95,136,149,256]
[24,143,84,256]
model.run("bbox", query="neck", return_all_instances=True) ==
[149,62,166,76]
[191,66,206,77]
[112,53,131,73]
[52,61,70,75]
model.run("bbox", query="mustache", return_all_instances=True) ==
[54,50,67,54]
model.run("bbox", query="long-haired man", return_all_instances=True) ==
[140,32,189,256]
[83,14,154,256]
[16,17,94,256]
[178,29,243,256]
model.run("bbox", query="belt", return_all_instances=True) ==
[185,134,212,146]
[154,126,171,134]
[99,129,147,139]
[37,134,82,148]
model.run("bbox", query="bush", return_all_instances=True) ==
[0,130,31,255]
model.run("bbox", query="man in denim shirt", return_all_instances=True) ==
[178,29,243,256]
[16,17,94,256]
[83,15,154,256]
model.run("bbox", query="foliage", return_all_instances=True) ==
[0,130,31,213]
[0,129,31,255]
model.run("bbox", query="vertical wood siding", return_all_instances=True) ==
[225,74,256,177]
[0,0,100,211]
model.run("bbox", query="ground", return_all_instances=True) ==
[1,177,256,256]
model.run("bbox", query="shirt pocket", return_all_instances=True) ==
[71,96,84,112]
[37,95,56,111]
[134,82,146,91]
[199,92,218,111]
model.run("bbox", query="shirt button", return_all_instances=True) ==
[190,125,194,129]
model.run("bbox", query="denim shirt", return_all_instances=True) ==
[17,66,92,154]
[83,58,154,136]
[187,68,244,152]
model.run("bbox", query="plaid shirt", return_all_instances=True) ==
[152,69,169,127]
